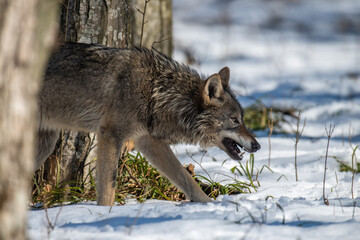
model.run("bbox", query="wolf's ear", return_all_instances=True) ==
[219,67,230,88]
[202,74,224,106]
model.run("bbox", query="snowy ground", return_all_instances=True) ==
[28,0,360,239]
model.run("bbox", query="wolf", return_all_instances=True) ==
[36,42,261,206]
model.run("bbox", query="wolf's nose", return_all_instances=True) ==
[251,142,261,152]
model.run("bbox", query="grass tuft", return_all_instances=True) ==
[115,152,185,203]
[31,151,267,208]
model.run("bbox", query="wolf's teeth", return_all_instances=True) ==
[232,142,241,153]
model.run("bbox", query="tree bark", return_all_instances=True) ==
[59,0,133,48]
[59,0,172,51]
[36,0,173,194]
[0,0,58,239]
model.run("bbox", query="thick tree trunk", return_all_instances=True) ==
[59,0,133,48]
[37,0,173,195]
[0,0,58,239]
[59,0,173,51]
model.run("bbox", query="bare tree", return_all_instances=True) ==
[0,0,58,239]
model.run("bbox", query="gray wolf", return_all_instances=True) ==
[36,42,261,205]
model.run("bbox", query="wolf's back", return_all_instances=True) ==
[39,42,201,136]
[39,43,144,131]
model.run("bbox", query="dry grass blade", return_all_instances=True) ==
[293,112,306,182]
[268,108,274,167]
[323,123,335,206]
[351,145,358,199]
[276,203,286,225]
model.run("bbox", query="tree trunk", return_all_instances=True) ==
[59,0,172,51]
[36,0,173,195]
[0,0,58,239]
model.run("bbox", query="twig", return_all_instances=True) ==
[334,171,344,214]
[240,224,255,240]
[352,201,356,220]
[264,196,274,224]
[334,170,339,184]
[88,133,97,151]
[137,0,151,48]
[276,203,286,225]
[123,164,142,186]
[323,123,335,206]
[199,149,208,165]
[151,37,171,49]
[186,150,213,182]
[293,112,306,181]
[348,122,359,199]
[334,186,344,214]
[351,146,358,199]
[60,130,64,167]
[228,200,260,224]
[348,122,353,147]
[44,203,63,238]
[268,108,274,167]
[128,204,144,235]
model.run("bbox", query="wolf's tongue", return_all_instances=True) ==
[224,138,241,153]
[222,138,244,160]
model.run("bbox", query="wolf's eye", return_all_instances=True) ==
[231,117,239,124]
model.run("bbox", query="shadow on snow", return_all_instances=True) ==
[60,215,182,229]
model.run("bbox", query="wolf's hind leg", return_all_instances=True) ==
[35,129,59,170]
[96,127,122,206]
[134,135,211,202]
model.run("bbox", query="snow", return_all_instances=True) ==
[28,0,360,239]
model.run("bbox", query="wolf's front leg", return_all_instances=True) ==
[134,135,211,202]
[96,127,122,206]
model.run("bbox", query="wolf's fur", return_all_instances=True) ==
[36,42,260,205]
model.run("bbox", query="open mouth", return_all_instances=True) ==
[222,137,245,160]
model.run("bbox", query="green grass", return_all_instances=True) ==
[230,153,259,191]
[195,153,273,199]
[115,152,186,203]
[31,151,266,208]
[335,146,360,174]
[337,160,360,173]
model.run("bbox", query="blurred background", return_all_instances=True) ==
[173,0,360,138]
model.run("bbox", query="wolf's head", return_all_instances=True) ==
[198,67,261,160]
